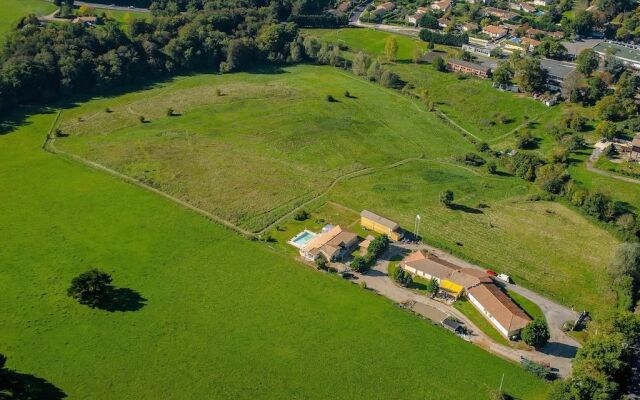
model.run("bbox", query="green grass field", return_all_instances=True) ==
[304,27,549,142]
[55,65,473,231]
[0,108,550,399]
[1,0,56,37]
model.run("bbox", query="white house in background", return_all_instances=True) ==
[531,0,552,5]
[299,225,358,262]
[467,283,531,338]
[406,6,428,25]
[431,0,453,12]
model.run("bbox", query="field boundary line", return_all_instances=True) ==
[43,137,255,237]
[489,107,555,144]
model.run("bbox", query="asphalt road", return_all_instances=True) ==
[46,0,150,13]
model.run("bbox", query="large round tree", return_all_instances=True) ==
[67,269,113,307]
[521,318,550,348]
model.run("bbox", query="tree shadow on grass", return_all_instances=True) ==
[95,287,146,312]
[2,371,67,400]
[450,203,484,214]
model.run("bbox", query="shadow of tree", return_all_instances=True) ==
[94,287,146,312]
[1,370,67,400]
[450,203,484,214]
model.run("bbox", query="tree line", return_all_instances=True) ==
[0,0,342,116]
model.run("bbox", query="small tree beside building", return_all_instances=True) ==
[521,318,550,348]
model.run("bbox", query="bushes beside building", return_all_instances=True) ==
[418,30,468,47]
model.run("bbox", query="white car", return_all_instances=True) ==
[496,273,512,284]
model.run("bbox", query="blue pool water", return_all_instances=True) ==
[290,231,317,248]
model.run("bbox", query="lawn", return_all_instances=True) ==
[0,0,56,37]
[569,150,640,209]
[454,298,511,346]
[328,161,619,314]
[507,290,545,321]
[304,27,550,142]
[55,65,472,232]
[98,8,151,24]
[595,156,640,180]
[0,109,550,399]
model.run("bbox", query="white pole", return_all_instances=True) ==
[499,373,505,393]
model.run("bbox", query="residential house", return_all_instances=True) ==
[467,283,531,338]
[336,1,351,13]
[525,27,543,38]
[358,235,375,254]
[484,7,518,20]
[631,135,640,161]
[406,6,429,25]
[400,251,492,298]
[483,25,509,40]
[431,0,452,12]
[400,250,530,339]
[531,0,552,5]
[72,16,98,26]
[549,31,565,39]
[447,59,491,78]
[521,37,541,51]
[372,2,396,16]
[460,22,479,32]
[360,210,404,241]
[438,17,453,29]
[300,225,359,262]
[510,2,536,12]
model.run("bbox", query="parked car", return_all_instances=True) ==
[485,269,497,276]
[340,272,355,280]
[496,273,512,283]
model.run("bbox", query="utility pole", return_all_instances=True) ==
[414,214,421,242]
[499,373,505,395]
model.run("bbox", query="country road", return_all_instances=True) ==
[45,0,150,13]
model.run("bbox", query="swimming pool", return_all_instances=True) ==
[288,230,317,249]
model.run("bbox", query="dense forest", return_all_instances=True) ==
[0,0,343,115]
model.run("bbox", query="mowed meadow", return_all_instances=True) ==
[0,109,549,399]
[55,65,472,231]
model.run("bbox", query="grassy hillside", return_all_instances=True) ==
[0,110,549,399]
[1,0,55,37]
[304,27,549,141]
[55,65,473,231]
